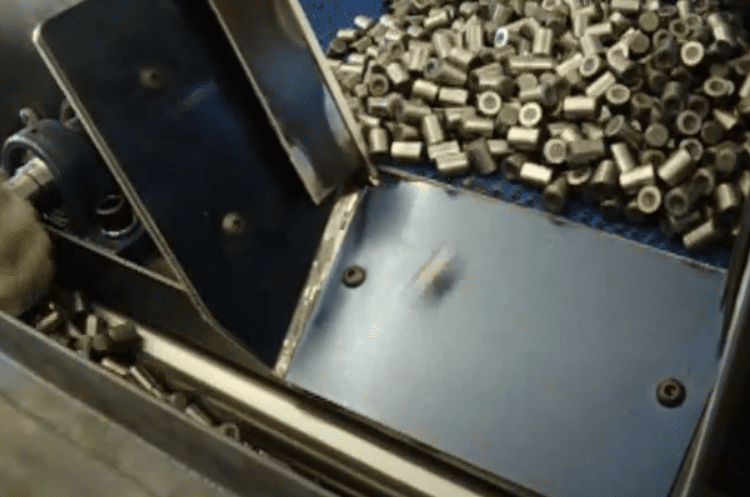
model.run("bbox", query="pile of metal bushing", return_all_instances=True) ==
[327,0,750,251]
[27,291,245,445]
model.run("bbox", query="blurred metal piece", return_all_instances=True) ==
[683,217,723,251]
[568,139,606,166]
[620,164,656,195]
[543,138,568,165]
[543,175,569,213]
[461,116,495,138]
[368,127,390,160]
[645,123,669,148]
[476,91,502,117]
[676,110,702,136]
[611,142,636,174]
[520,162,554,187]
[715,183,741,224]
[563,96,597,119]
[427,140,461,161]
[586,71,617,99]
[507,126,541,151]
[691,167,716,197]
[421,115,444,146]
[659,149,694,187]
[519,102,543,127]
[637,185,662,215]
[665,185,693,217]
[465,138,497,175]
[411,79,440,103]
[100,356,130,377]
[436,152,470,176]
[391,141,423,161]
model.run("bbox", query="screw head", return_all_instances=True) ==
[342,264,366,288]
[139,68,166,89]
[221,212,246,235]
[657,378,686,408]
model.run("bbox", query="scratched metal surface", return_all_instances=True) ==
[301,0,734,269]
[286,177,725,497]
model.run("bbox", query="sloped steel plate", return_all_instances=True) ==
[286,176,726,497]
[208,0,373,205]
[34,0,334,365]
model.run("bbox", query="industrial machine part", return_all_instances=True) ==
[0,0,748,496]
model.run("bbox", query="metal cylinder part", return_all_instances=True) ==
[686,95,710,121]
[713,143,738,175]
[543,175,569,213]
[487,139,510,158]
[407,45,431,73]
[501,153,527,181]
[368,127,390,160]
[36,308,63,334]
[130,365,163,397]
[100,357,130,377]
[641,149,667,168]
[218,422,242,442]
[396,100,432,124]
[644,123,669,148]
[443,107,476,129]
[611,142,636,174]
[712,109,739,131]
[620,164,656,195]
[465,138,497,175]
[436,152,470,176]
[691,167,716,197]
[680,138,704,164]
[446,47,475,71]
[630,92,655,123]
[638,185,663,215]
[605,115,643,148]
[568,139,606,165]
[591,159,619,197]
[520,162,554,188]
[421,115,444,145]
[639,11,661,33]
[579,55,604,79]
[704,76,730,99]
[543,138,568,165]
[461,116,495,138]
[738,170,750,200]
[519,103,544,127]
[438,87,469,106]
[683,218,723,251]
[427,141,462,161]
[507,56,556,73]
[476,91,502,116]
[391,141,423,161]
[566,167,593,188]
[563,96,597,119]
[507,126,541,151]
[586,72,617,99]
[605,84,631,109]
[680,41,704,67]
[533,28,555,56]
[410,79,439,103]
[659,148,694,186]
[424,59,467,86]
[664,185,693,217]
[185,403,214,427]
[676,110,702,136]
[661,81,684,116]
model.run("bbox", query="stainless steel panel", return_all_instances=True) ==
[286,173,726,497]
[209,0,378,204]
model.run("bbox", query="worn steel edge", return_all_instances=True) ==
[676,234,750,497]
[207,0,380,205]
[275,185,365,377]
[130,313,547,497]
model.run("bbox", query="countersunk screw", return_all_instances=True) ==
[139,68,166,89]
[221,212,246,236]
[342,264,366,288]
[657,378,686,408]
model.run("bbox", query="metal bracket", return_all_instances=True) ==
[34,0,335,364]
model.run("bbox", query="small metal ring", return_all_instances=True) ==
[657,378,686,408]
[342,264,366,288]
